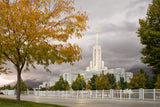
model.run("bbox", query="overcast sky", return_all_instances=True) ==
[0,0,152,87]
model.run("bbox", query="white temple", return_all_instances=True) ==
[39,31,133,88]
[86,30,107,71]
[61,30,133,85]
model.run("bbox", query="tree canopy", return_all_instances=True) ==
[105,73,116,89]
[129,70,146,89]
[115,82,121,90]
[0,85,11,90]
[137,0,160,76]
[0,0,88,103]
[95,71,111,90]
[88,74,98,90]
[54,75,70,90]
[155,75,160,89]
[118,77,127,90]
[71,74,86,90]
[139,69,153,89]
[86,80,92,90]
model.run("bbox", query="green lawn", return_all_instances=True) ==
[0,97,67,107]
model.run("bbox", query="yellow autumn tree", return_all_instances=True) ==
[115,82,121,90]
[155,75,160,89]
[0,0,88,103]
[86,80,92,90]
[129,71,146,89]
[95,71,112,90]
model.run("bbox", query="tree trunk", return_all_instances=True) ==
[16,69,21,103]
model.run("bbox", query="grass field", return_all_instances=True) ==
[0,97,67,107]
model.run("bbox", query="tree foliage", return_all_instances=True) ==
[0,0,88,103]
[86,80,92,90]
[105,73,116,89]
[0,85,11,90]
[88,74,98,90]
[129,70,146,89]
[137,0,160,76]
[49,86,55,91]
[115,82,121,90]
[118,77,127,90]
[71,74,86,90]
[54,75,70,90]
[95,71,111,90]
[155,75,160,89]
[139,69,153,89]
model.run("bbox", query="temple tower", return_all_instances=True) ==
[86,30,106,71]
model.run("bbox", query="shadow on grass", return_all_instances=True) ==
[0,97,67,107]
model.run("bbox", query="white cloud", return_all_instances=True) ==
[0,74,15,87]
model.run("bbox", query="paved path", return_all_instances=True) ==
[0,95,160,107]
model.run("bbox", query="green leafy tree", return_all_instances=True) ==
[0,85,11,90]
[6,85,11,90]
[95,71,112,90]
[155,75,160,89]
[0,0,88,103]
[137,0,160,77]
[54,76,70,90]
[118,77,127,90]
[129,70,146,89]
[139,69,153,89]
[88,74,98,90]
[105,73,116,89]
[71,74,86,90]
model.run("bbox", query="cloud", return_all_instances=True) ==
[0,74,15,87]
[72,0,152,72]
[100,21,137,34]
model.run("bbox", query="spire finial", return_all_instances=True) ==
[96,29,99,34]
[96,29,99,45]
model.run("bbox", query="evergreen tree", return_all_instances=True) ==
[137,0,160,77]
[54,76,70,90]
[88,74,98,90]
[105,73,116,89]
[139,69,153,89]
[118,77,128,90]
[95,71,112,90]
[71,74,86,90]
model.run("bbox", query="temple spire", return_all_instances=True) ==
[96,29,99,45]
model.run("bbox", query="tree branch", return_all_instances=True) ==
[2,52,17,67]
[20,59,25,72]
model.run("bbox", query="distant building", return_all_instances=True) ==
[39,78,59,89]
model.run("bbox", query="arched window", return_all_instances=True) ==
[65,74,67,81]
